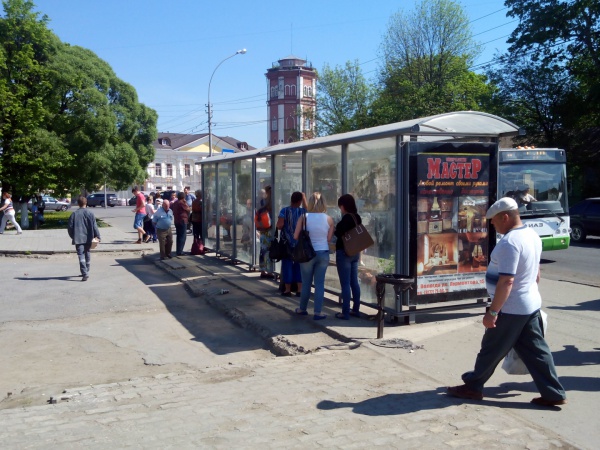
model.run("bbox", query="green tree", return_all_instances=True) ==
[487,54,580,146]
[0,0,61,196]
[316,60,372,136]
[45,44,157,191]
[0,0,157,196]
[375,0,490,123]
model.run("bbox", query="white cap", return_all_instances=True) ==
[485,197,518,219]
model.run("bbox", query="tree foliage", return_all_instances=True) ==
[316,60,372,136]
[0,0,157,196]
[374,0,489,123]
[504,0,600,200]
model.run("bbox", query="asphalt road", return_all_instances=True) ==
[541,237,600,287]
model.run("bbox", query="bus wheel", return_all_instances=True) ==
[570,225,586,243]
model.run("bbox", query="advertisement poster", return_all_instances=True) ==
[416,153,490,296]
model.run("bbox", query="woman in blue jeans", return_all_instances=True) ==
[333,194,362,320]
[293,192,334,320]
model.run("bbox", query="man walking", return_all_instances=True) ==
[447,197,567,407]
[171,192,190,256]
[131,186,147,244]
[152,199,174,260]
[68,196,101,281]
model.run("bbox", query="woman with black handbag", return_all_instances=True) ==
[293,192,334,320]
[276,192,306,297]
[334,194,363,320]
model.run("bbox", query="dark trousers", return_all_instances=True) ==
[192,221,202,241]
[175,222,187,255]
[143,220,157,241]
[157,228,173,258]
[75,243,92,276]
[462,310,566,401]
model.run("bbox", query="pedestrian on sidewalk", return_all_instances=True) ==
[67,196,101,281]
[276,191,306,296]
[143,194,157,243]
[334,194,362,320]
[0,191,23,235]
[153,199,174,260]
[447,197,567,407]
[294,192,334,320]
[257,185,274,279]
[191,190,203,241]
[131,186,148,244]
[171,192,189,256]
[184,187,196,233]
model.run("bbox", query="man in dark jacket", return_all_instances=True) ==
[171,191,190,256]
[68,196,101,281]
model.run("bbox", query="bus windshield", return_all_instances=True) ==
[499,162,568,215]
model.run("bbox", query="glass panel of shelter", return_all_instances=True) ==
[347,138,397,305]
[203,164,217,250]
[235,158,254,265]
[256,157,273,273]
[218,162,233,256]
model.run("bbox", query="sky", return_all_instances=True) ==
[31,0,517,149]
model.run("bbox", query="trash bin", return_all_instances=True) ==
[375,274,414,338]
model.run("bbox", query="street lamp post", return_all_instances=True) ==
[207,49,247,158]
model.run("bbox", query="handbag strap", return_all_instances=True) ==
[348,213,359,227]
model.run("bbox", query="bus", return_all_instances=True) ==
[498,148,570,251]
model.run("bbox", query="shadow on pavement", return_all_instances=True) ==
[115,256,269,356]
[547,298,600,312]
[551,344,600,366]
[15,275,81,282]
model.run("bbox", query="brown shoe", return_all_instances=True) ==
[135,239,142,244]
[531,397,567,407]
[446,384,483,400]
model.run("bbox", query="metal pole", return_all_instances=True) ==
[207,49,247,158]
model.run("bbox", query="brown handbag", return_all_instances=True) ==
[342,214,374,256]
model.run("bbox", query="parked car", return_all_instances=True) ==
[87,193,118,207]
[27,196,70,212]
[569,197,600,242]
[128,191,150,206]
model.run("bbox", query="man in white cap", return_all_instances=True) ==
[447,197,567,407]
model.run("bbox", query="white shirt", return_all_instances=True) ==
[305,213,330,251]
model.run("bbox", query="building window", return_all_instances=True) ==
[184,164,191,177]
[271,118,278,131]
[155,163,162,176]
[270,86,278,98]
[304,118,312,129]
[285,84,296,96]
[166,164,173,177]
[160,138,170,146]
[303,85,313,97]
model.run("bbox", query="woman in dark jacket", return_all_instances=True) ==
[334,194,362,320]
[191,189,203,241]
[276,191,306,296]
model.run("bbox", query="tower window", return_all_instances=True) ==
[271,118,278,131]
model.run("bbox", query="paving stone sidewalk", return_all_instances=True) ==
[0,347,571,449]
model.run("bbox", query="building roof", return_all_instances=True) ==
[154,133,255,152]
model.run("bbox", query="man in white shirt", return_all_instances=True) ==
[447,197,566,407]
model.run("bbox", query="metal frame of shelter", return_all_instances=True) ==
[196,111,521,321]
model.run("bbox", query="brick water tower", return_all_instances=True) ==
[266,55,317,145]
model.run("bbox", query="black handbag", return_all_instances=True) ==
[292,214,316,263]
[342,213,374,256]
[269,229,291,262]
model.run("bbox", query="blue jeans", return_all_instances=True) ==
[336,250,361,318]
[299,251,330,315]
[175,223,187,255]
[75,243,92,276]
